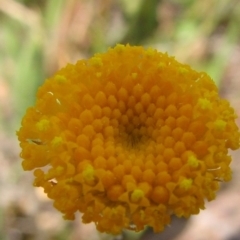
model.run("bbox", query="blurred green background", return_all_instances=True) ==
[0,0,240,240]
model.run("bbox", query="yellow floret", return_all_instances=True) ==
[51,136,63,147]
[55,75,67,83]
[179,178,193,190]
[178,67,188,74]
[36,119,50,131]
[198,98,212,110]
[214,119,227,131]
[82,165,95,184]
[131,189,144,203]
[188,155,199,168]
[91,57,103,67]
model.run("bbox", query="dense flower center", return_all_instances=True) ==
[17,44,240,234]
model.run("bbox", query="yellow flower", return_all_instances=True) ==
[17,44,240,234]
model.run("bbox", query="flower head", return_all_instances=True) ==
[17,44,240,234]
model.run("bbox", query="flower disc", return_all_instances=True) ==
[17,44,240,234]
